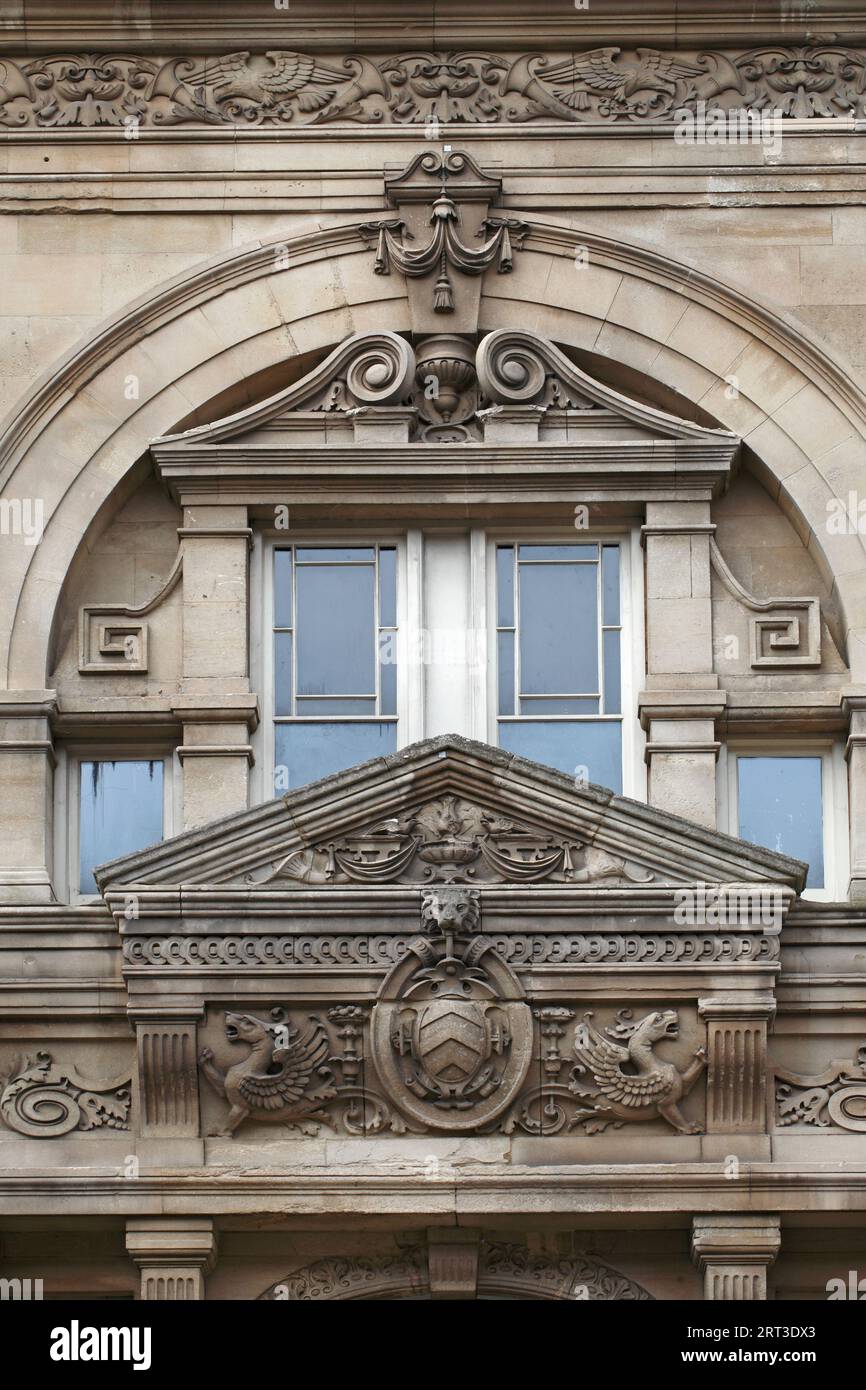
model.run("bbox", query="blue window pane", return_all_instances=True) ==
[602,545,620,625]
[519,562,598,694]
[273,549,293,629]
[296,547,375,563]
[379,656,397,716]
[79,760,164,893]
[294,698,376,715]
[274,631,293,716]
[498,631,515,714]
[296,562,375,695]
[499,720,621,792]
[379,547,397,627]
[738,756,824,888]
[496,546,514,627]
[518,697,599,715]
[275,721,397,789]
[603,629,621,715]
[518,544,597,562]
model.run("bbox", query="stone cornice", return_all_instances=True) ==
[3,3,865,52]
[1,1166,866,1218]
[3,44,866,132]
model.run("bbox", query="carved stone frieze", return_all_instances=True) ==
[258,792,654,886]
[0,1052,131,1136]
[775,1045,866,1132]
[4,48,866,129]
[123,929,779,971]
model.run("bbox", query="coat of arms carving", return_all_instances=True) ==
[370,887,533,1130]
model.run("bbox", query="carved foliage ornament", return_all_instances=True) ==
[776,1045,866,1132]
[258,1243,653,1301]
[4,48,866,128]
[0,1052,131,1136]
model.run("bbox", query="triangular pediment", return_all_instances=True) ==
[95,735,805,900]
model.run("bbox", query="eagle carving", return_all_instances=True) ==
[570,1009,706,1134]
[178,51,341,113]
[199,1011,336,1136]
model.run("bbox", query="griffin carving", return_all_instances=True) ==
[570,1009,706,1134]
[199,1010,336,1136]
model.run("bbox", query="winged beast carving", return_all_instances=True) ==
[199,1010,336,1136]
[569,1009,707,1134]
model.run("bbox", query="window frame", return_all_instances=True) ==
[255,529,411,801]
[54,744,179,904]
[484,525,646,800]
[719,739,849,902]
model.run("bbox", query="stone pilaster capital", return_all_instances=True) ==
[125,1218,218,1274]
[698,994,777,1023]
[691,1215,781,1270]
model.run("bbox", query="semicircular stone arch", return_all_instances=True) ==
[257,1243,654,1301]
[3,217,866,689]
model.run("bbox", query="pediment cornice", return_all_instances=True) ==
[96,734,805,902]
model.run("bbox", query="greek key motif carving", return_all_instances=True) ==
[776,1045,866,1132]
[3,48,866,129]
[0,1052,131,1136]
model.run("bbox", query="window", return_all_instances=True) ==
[495,541,624,791]
[77,758,166,893]
[271,544,398,789]
[723,746,848,899]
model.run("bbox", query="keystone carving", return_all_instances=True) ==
[776,1044,866,1132]
[360,151,527,314]
[0,1052,131,1136]
[4,48,866,129]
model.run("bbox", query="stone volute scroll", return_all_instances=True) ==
[370,885,534,1132]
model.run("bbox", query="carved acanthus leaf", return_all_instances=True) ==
[0,1052,131,1136]
[775,1045,866,1132]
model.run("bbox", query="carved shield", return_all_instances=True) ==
[413,1000,488,1090]
[371,936,533,1131]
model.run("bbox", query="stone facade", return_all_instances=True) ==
[2,0,866,1302]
